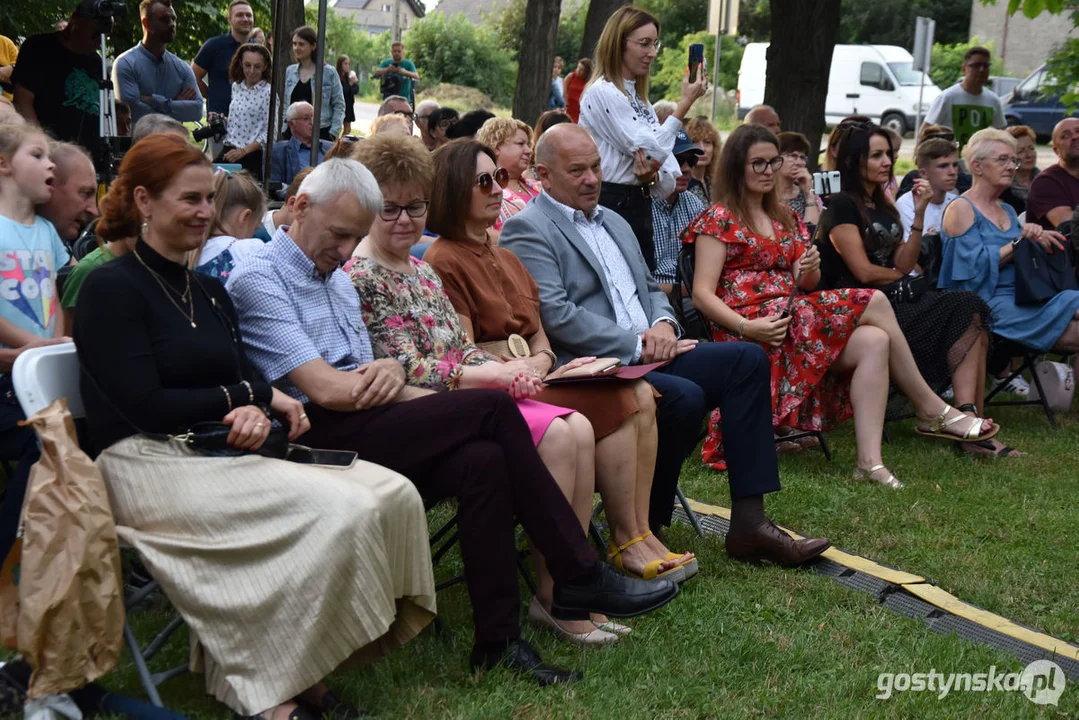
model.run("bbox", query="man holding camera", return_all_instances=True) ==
[113,0,203,127]
[373,42,418,103]
[12,3,104,151]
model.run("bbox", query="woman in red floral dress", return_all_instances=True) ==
[683,125,996,487]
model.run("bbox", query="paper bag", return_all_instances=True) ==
[6,399,124,699]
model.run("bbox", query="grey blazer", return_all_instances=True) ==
[500,192,677,366]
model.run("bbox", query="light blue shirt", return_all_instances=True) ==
[0,216,71,345]
[226,227,375,403]
[112,43,203,124]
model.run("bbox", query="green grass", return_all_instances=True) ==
[24,403,1079,718]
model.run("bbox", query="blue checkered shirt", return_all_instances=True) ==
[226,227,374,402]
[651,191,706,285]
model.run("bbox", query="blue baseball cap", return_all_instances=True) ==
[672,130,703,157]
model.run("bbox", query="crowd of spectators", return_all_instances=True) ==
[1,3,1078,718]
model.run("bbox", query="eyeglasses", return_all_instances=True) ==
[988,155,1020,168]
[628,38,661,52]
[476,167,510,191]
[749,156,784,174]
[379,200,429,222]
[394,110,415,121]
[967,62,990,70]
[437,119,457,130]
[783,152,808,164]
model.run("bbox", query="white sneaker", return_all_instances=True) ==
[940,385,954,401]
[994,375,1031,397]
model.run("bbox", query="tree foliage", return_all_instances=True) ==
[1,0,272,64]
[304,5,390,93]
[650,31,743,102]
[635,0,708,52]
[405,12,516,104]
[984,0,1079,107]
[739,0,969,46]
[488,0,586,64]
[928,39,1005,88]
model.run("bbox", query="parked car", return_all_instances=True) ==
[1003,63,1076,141]
[737,43,942,135]
[989,75,1020,98]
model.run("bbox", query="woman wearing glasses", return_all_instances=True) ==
[346,136,695,647]
[939,128,1079,363]
[776,132,820,225]
[426,107,458,149]
[817,122,1014,458]
[687,125,999,486]
[476,117,541,229]
[1001,125,1040,214]
[579,5,707,273]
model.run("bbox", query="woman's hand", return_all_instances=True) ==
[911,179,933,215]
[679,66,708,107]
[270,387,310,441]
[546,356,597,380]
[223,148,246,162]
[223,405,271,450]
[632,148,660,185]
[1021,223,1066,253]
[796,244,820,278]
[476,362,543,399]
[793,166,814,191]
[743,315,792,347]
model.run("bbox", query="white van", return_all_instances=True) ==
[738,44,942,136]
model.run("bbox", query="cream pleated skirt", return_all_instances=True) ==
[97,436,437,715]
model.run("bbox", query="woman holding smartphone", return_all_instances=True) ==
[685,125,999,486]
[579,5,706,273]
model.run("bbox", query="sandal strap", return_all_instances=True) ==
[613,532,651,554]
[937,405,987,439]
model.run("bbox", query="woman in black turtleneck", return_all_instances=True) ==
[73,135,435,720]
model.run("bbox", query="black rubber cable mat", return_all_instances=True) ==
[671,503,1079,681]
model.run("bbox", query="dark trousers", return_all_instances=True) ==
[300,388,596,648]
[0,384,38,561]
[600,182,656,273]
[645,342,781,528]
[216,146,264,180]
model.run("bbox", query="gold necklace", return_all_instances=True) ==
[134,248,197,328]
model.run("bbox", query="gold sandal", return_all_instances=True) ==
[915,404,999,443]
[853,464,903,489]
[607,532,689,582]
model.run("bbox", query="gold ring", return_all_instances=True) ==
[299,413,308,420]
[256,422,266,428]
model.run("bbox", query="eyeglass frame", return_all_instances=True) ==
[626,37,662,52]
[476,167,510,191]
[379,200,430,223]
[984,154,1021,169]
[748,156,785,174]
[393,110,416,122]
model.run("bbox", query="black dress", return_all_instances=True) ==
[817,193,991,397]
[73,239,274,455]
[342,75,357,124]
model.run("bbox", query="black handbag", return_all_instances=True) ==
[1014,239,1079,306]
[177,420,290,459]
[878,274,929,305]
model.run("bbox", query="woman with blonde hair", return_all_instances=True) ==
[579,5,707,272]
[684,116,719,205]
[193,169,267,281]
[477,117,540,228]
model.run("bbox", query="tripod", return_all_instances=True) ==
[95,32,122,190]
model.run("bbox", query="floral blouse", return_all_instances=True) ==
[345,255,494,390]
[495,177,541,230]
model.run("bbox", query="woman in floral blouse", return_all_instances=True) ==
[476,117,541,231]
[686,125,998,488]
[347,135,695,648]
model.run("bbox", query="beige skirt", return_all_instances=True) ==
[97,436,437,715]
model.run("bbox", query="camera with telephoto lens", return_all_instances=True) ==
[192,115,227,142]
[77,0,126,33]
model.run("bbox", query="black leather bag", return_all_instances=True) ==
[1014,239,1079,306]
[879,274,929,305]
[178,420,289,459]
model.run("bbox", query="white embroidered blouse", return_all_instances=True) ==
[579,76,683,199]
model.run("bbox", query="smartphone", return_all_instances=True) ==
[812,170,842,197]
[286,446,358,468]
[688,43,705,83]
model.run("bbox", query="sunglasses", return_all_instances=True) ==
[438,118,457,130]
[676,154,699,168]
[476,167,510,191]
[380,200,429,222]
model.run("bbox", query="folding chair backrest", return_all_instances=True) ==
[11,343,85,420]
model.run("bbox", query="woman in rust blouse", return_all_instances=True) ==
[424,140,697,587]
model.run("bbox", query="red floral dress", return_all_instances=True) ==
[682,205,875,470]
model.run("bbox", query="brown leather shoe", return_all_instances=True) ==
[725,519,830,567]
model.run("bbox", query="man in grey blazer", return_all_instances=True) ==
[501,125,829,567]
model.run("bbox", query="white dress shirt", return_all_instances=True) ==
[579,77,683,200]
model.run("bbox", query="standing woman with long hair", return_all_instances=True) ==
[283,26,345,141]
[220,43,272,178]
[564,58,592,122]
[579,5,706,273]
[337,54,358,137]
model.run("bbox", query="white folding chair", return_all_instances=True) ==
[12,343,185,708]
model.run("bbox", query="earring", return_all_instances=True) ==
[141,218,150,236]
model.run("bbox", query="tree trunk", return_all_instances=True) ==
[579,0,629,60]
[764,0,841,171]
[514,0,561,127]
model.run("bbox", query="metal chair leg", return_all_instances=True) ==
[675,484,704,537]
[1027,360,1058,428]
[815,431,832,461]
[124,621,164,708]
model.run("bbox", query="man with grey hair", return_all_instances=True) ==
[227,157,678,687]
[38,143,99,244]
[377,94,414,134]
[744,104,781,135]
[503,124,830,564]
[415,99,439,150]
[131,112,189,143]
[270,101,332,186]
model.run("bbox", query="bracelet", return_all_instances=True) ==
[447,365,463,391]
[737,317,746,338]
[241,380,254,404]
[221,385,233,412]
[537,348,558,373]
[1011,236,1023,247]
[910,225,923,233]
